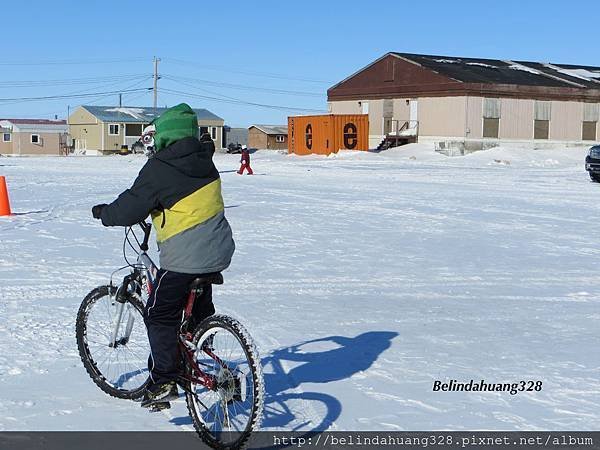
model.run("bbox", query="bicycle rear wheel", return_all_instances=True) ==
[185,314,264,450]
[76,285,150,399]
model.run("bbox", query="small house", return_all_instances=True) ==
[68,105,225,154]
[0,119,69,155]
[248,125,288,150]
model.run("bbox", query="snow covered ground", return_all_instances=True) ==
[0,144,599,431]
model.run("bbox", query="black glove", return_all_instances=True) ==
[92,204,107,219]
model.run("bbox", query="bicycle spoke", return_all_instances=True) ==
[79,289,150,396]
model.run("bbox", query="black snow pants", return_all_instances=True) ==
[144,269,215,385]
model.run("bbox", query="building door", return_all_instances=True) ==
[383,99,393,135]
[409,100,418,128]
[384,118,393,135]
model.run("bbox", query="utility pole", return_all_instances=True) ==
[153,56,161,109]
[119,93,122,107]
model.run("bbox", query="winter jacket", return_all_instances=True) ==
[240,149,250,165]
[100,134,235,274]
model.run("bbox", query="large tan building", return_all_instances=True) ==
[0,119,69,155]
[328,53,600,152]
[69,105,225,154]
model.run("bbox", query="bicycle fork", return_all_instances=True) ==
[109,281,137,348]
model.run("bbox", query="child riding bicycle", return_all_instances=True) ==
[91,103,235,410]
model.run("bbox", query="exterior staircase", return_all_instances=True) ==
[376,120,418,151]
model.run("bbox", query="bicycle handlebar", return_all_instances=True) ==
[137,221,151,252]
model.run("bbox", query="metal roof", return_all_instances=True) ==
[250,124,288,135]
[0,119,67,125]
[81,105,223,123]
[0,119,68,132]
[392,52,600,89]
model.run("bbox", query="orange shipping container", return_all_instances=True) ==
[288,114,368,155]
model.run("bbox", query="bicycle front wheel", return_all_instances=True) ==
[185,314,264,450]
[76,285,150,399]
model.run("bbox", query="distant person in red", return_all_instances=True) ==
[237,145,253,175]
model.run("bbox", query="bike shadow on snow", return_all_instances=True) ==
[169,331,398,431]
[11,210,50,215]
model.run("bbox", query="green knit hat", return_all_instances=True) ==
[152,103,199,151]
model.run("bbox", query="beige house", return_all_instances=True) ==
[69,105,225,154]
[328,53,600,153]
[0,119,69,155]
[248,125,288,150]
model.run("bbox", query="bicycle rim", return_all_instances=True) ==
[76,286,150,399]
[186,314,263,449]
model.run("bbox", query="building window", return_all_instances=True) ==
[534,101,551,140]
[534,120,549,140]
[583,121,597,141]
[2,133,10,142]
[108,124,120,135]
[31,134,40,144]
[483,118,500,138]
[482,98,501,138]
[211,127,217,140]
[275,135,285,143]
[583,104,599,141]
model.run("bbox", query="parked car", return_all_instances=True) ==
[585,145,600,182]
[227,143,243,154]
[131,141,145,154]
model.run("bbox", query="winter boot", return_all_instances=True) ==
[141,381,179,408]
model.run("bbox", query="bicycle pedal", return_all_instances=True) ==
[147,401,171,412]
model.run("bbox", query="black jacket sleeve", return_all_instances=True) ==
[100,161,160,227]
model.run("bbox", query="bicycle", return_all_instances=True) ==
[76,221,264,449]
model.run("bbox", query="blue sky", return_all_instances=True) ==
[1,0,598,127]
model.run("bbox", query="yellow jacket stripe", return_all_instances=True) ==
[151,178,224,243]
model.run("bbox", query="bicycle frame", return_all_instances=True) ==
[108,222,220,393]
[177,288,230,391]
[108,223,157,348]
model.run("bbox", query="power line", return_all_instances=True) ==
[162,79,324,112]
[123,89,152,105]
[162,74,323,97]
[163,57,333,84]
[0,74,149,88]
[0,88,152,103]
[0,57,149,66]
[0,76,154,108]
[160,87,326,113]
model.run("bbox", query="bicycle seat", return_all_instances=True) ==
[190,272,224,289]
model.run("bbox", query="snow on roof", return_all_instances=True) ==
[250,124,288,135]
[390,53,600,89]
[466,62,496,68]
[81,105,223,123]
[553,67,600,82]
[0,118,68,132]
[0,118,67,125]
[103,107,146,120]
[507,63,542,75]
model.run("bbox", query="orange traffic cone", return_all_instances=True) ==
[0,176,12,216]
